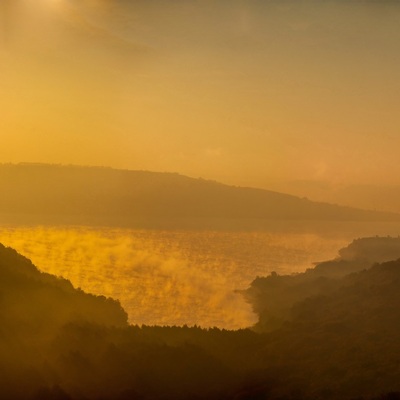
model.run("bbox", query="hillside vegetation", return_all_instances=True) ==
[243,236,400,331]
[3,238,400,398]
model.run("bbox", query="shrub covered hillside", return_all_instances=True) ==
[243,236,400,331]
[2,239,400,399]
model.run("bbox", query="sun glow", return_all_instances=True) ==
[2,1,400,188]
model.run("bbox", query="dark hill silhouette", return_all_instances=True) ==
[0,243,127,399]
[0,163,399,228]
[243,236,400,331]
[3,240,400,399]
[0,242,256,399]
[259,258,400,399]
[0,243,128,331]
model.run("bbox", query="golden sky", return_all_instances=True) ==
[1,0,400,188]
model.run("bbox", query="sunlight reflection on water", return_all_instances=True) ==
[0,227,347,329]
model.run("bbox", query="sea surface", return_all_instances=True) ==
[4,221,400,328]
[0,225,359,329]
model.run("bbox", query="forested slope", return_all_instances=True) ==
[2,239,400,399]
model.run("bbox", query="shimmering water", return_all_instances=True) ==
[0,226,348,329]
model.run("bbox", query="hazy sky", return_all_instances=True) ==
[1,0,400,188]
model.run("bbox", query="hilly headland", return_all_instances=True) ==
[3,237,400,399]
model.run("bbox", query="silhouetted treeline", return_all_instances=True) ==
[243,236,400,331]
[0,163,398,229]
[4,239,400,398]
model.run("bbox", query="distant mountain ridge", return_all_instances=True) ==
[269,180,400,214]
[0,163,399,228]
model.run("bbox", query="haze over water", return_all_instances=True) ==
[3,1,400,398]
[0,226,350,329]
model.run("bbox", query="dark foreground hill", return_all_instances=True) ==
[243,236,400,331]
[251,257,400,399]
[3,239,400,399]
[0,163,399,228]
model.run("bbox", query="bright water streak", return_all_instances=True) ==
[0,227,347,329]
